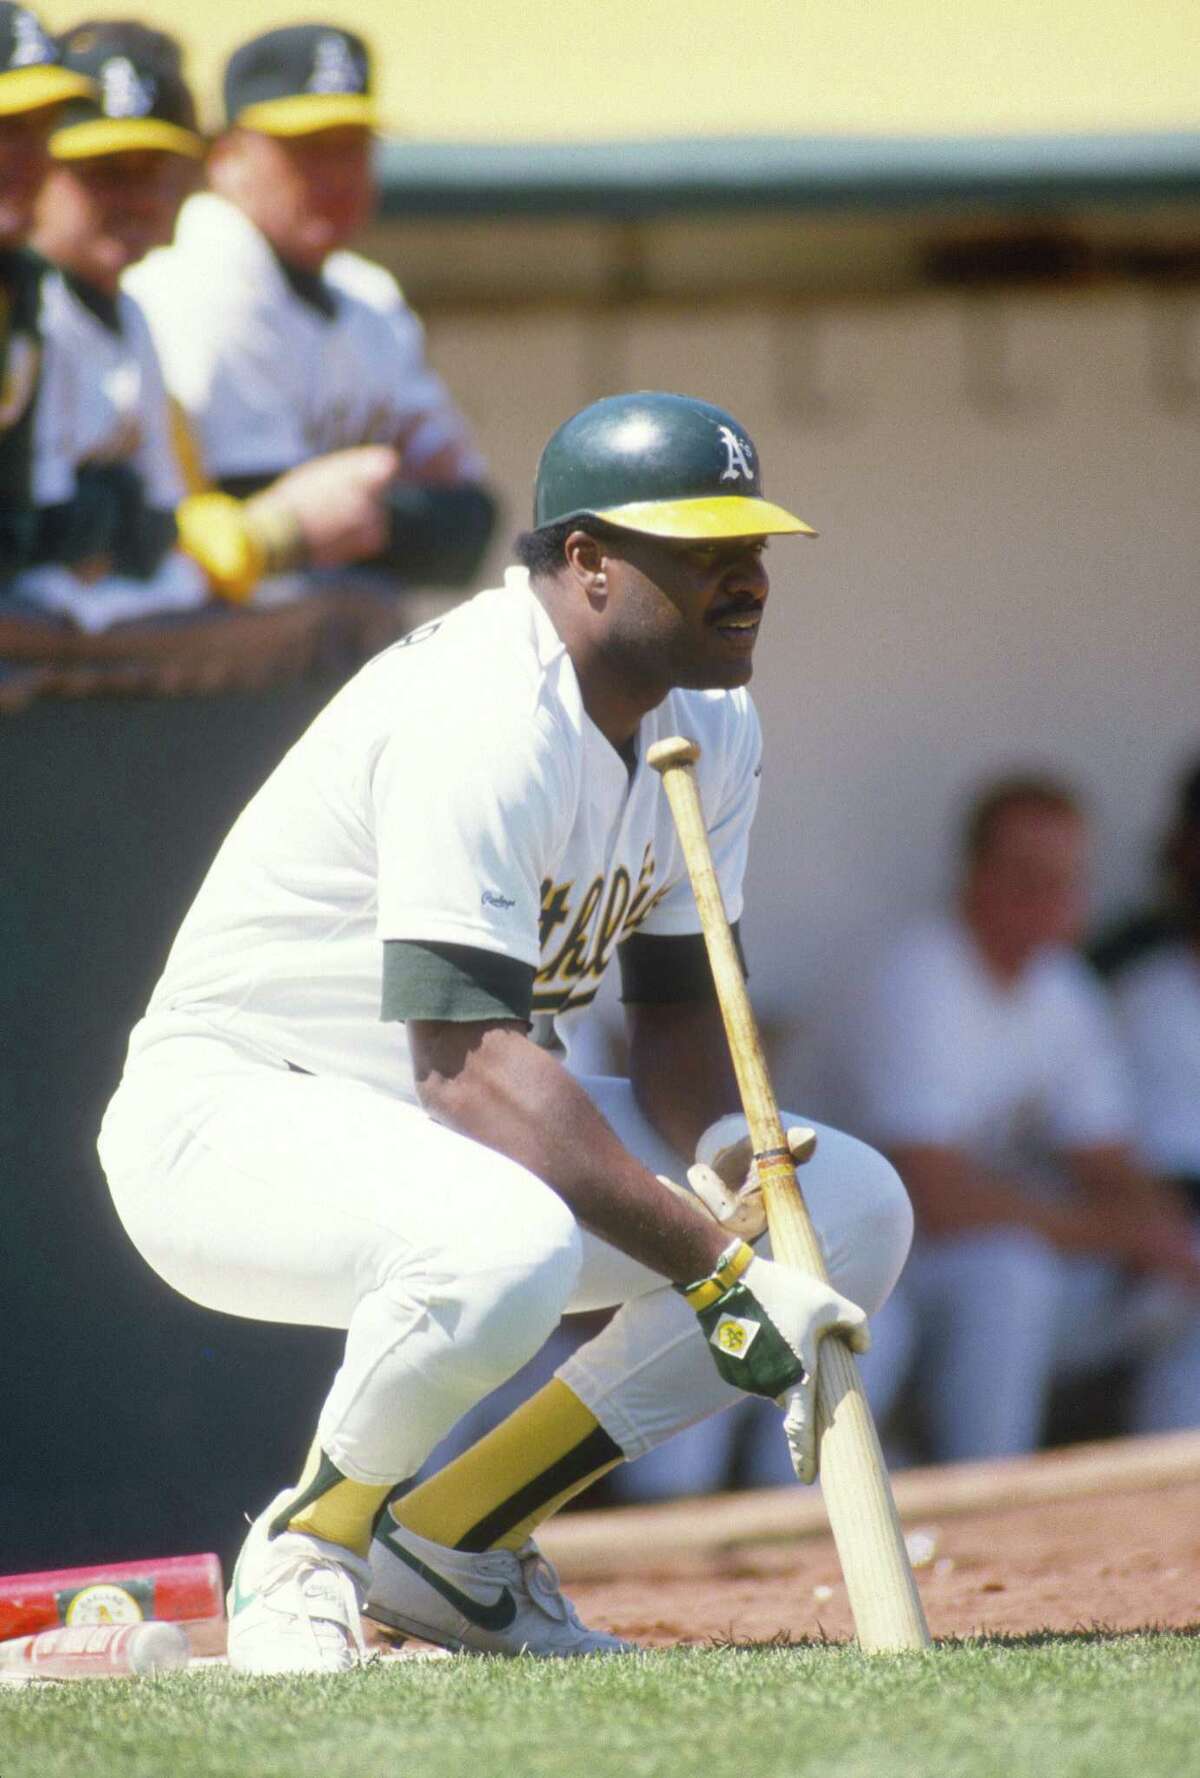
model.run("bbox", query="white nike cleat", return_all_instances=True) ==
[226,1490,371,1675]
[365,1518,633,1657]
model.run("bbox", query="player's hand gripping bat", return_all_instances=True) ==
[648,734,930,1654]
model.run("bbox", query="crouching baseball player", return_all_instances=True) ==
[98,392,913,1673]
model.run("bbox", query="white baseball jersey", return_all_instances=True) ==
[126,193,483,483]
[1112,944,1200,1177]
[131,567,762,1097]
[31,273,185,508]
[10,273,207,630]
[845,911,1133,1184]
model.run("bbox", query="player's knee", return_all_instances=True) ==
[821,1138,914,1317]
[459,1195,582,1379]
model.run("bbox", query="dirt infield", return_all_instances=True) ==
[551,1436,1200,1646]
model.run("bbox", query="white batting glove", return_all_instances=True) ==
[687,1113,819,1243]
[746,1256,870,1486]
[679,1242,869,1486]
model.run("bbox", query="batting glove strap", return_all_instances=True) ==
[693,1278,807,1399]
[673,1237,755,1312]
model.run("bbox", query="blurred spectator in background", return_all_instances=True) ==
[127,23,496,606]
[0,3,93,585]
[843,772,1200,1462]
[12,20,212,632]
[1106,759,1200,1279]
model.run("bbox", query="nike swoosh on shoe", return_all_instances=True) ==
[375,1522,518,1632]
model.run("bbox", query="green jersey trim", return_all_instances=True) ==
[618,923,745,1005]
[382,939,534,1024]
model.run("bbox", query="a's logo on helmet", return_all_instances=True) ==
[100,56,156,118]
[717,425,755,484]
[12,8,55,67]
[308,33,363,94]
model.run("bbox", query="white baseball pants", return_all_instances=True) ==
[98,1030,913,1486]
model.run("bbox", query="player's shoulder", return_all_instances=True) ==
[664,683,761,762]
[123,243,171,313]
[128,195,274,312]
[1028,943,1112,1023]
[355,571,570,738]
[318,575,579,812]
[323,250,408,314]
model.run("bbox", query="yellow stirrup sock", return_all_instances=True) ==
[388,1380,623,1553]
[270,1437,393,1559]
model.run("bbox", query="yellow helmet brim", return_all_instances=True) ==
[233,93,377,136]
[591,494,816,539]
[51,117,205,160]
[0,64,94,117]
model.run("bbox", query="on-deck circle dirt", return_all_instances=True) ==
[567,1478,1200,1645]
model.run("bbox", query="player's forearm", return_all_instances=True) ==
[1065,1145,1200,1282]
[890,1144,1107,1253]
[409,1020,729,1283]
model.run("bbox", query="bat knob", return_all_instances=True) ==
[788,1126,818,1166]
[648,736,700,774]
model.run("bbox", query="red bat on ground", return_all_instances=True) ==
[0,1552,223,1639]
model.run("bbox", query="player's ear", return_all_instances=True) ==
[562,529,608,605]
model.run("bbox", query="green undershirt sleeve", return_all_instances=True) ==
[617,923,746,1005]
[382,939,535,1023]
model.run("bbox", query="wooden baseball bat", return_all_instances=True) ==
[648,734,930,1653]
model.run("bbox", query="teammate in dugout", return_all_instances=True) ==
[126,23,496,604]
[0,3,93,587]
[10,20,444,637]
[9,21,211,631]
[99,392,913,1673]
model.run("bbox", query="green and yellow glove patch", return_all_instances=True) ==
[676,1238,807,1399]
[694,1278,807,1398]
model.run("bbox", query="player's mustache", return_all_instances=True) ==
[707,598,764,622]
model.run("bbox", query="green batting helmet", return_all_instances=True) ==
[533,391,815,540]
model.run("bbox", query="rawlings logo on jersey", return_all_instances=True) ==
[534,843,668,1014]
[717,425,755,483]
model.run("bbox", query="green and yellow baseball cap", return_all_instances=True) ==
[534,392,816,540]
[0,3,93,117]
[223,25,377,137]
[51,22,203,160]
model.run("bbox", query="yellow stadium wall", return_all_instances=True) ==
[35,0,1200,138]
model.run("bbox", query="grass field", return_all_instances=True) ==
[3,1633,1198,1778]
